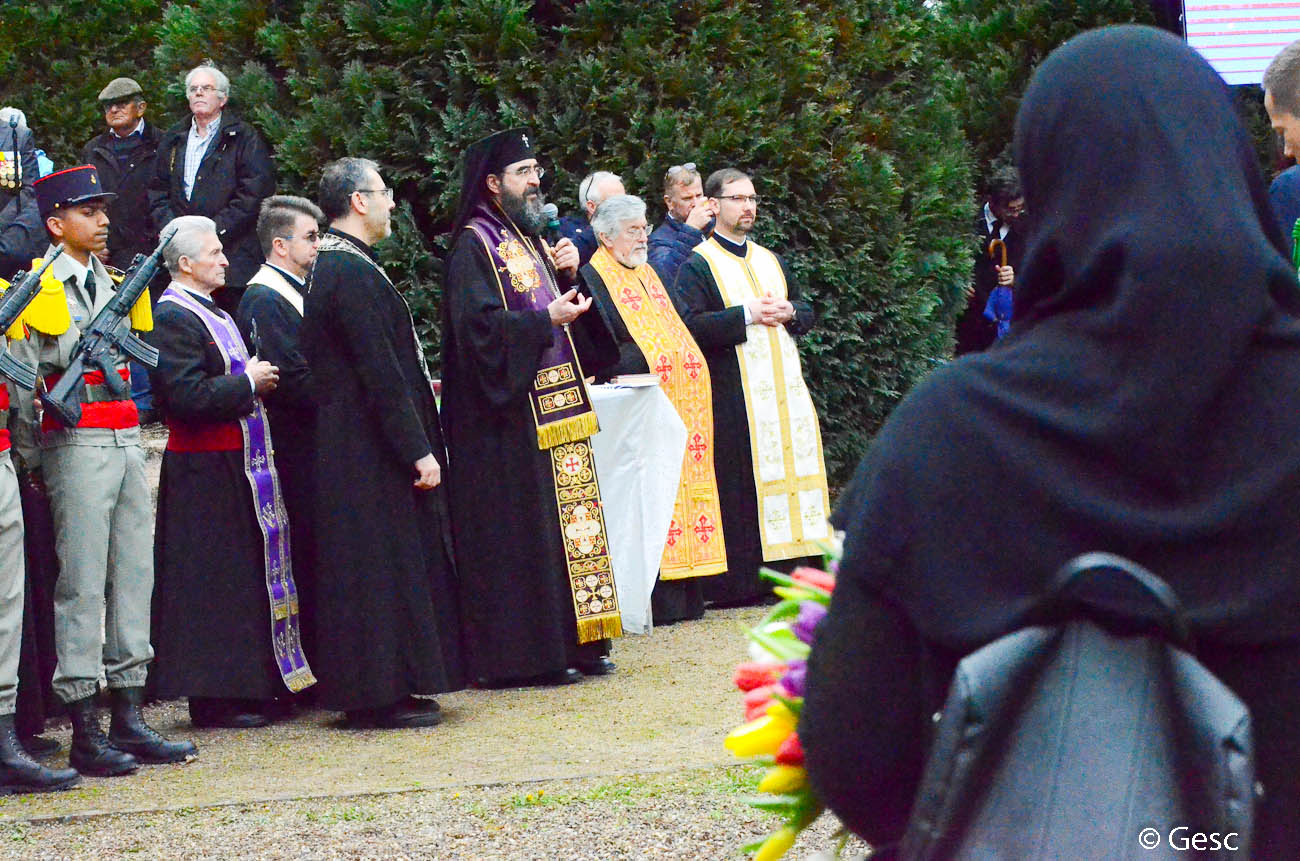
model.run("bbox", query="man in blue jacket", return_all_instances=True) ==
[648,163,713,289]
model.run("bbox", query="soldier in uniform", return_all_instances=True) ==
[12,166,196,777]
[0,261,80,794]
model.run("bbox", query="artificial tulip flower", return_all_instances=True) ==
[790,566,835,593]
[753,825,797,861]
[725,706,797,757]
[734,661,787,691]
[774,732,805,766]
[757,764,808,794]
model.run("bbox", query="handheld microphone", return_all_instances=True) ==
[5,117,20,210]
[541,203,561,244]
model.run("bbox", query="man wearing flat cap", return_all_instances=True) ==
[441,129,622,687]
[82,77,163,422]
[11,166,195,778]
[81,78,159,273]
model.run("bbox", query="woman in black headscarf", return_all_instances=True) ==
[802,26,1300,854]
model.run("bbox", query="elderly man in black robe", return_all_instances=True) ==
[442,129,621,687]
[301,157,463,728]
[149,214,315,729]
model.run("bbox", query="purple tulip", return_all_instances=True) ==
[781,659,807,698]
[792,601,828,645]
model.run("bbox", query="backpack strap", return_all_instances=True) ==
[1045,552,1191,646]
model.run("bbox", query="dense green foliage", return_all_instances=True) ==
[1,0,1277,482]
[935,0,1155,179]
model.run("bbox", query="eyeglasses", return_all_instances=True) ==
[101,99,138,112]
[284,231,321,243]
[620,226,649,240]
[187,84,220,96]
[356,187,394,199]
[717,194,760,205]
[505,164,545,179]
[667,162,697,176]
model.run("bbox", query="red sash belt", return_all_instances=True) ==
[0,388,9,451]
[40,369,139,432]
[166,421,242,452]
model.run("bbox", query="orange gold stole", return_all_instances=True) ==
[589,247,727,580]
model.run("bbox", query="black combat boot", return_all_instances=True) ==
[66,695,138,777]
[0,713,80,795]
[109,687,197,764]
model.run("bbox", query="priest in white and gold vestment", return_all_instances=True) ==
[672,168,830,606]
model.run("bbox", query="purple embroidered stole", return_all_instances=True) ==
[465,205,601,448]
[158,286,317,692]
[463,205,622,642]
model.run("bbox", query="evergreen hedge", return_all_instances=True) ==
[5,0,1268,484]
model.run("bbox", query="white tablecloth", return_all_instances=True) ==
[589,384,686,634]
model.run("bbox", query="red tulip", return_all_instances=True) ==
[734,662,786,692]
[775,731,805,766]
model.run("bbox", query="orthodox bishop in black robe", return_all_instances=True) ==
[442,130,620,684]
[302,227,465,715]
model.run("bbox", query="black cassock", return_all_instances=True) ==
[147,292,281,700]
[302,229,464,712]
[235,278,318,659]
[671,237,815,605]
[441,231,617,681]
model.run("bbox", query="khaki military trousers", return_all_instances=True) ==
[0,457,24,715]
[44,442,154,703]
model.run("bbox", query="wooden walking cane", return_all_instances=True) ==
[988,237,1007,270]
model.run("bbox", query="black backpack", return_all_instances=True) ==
[900,553,1255,860]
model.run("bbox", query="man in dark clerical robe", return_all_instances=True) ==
[442,129,622,686]
[674,168,831,606]
[301,158,463,728]
[235,195,322,668]
[580,194,726,624]
[148,215,315,729]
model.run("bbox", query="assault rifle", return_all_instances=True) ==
[0,246,64,390]
[43,228,174,428]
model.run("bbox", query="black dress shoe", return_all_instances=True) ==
[345,700,442,729]
[19,735,60,758]
[406,696,441,713]
[575,656,617,676]
[477,667,584,688]
[188,698,270,729]
[536,667,585,686]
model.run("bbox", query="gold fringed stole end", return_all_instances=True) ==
[578,615,624,642]
[550,439,623,644]
[535,410,601,451]
[283,665,317,693]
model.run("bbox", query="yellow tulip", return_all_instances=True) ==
[756,764,808,794]
[753,825,797,861]
[724,712,795,757]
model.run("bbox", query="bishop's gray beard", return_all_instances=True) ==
[501,187,546,234]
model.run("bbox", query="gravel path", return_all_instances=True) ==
[0,605,873,858]
[2,767,872,859]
